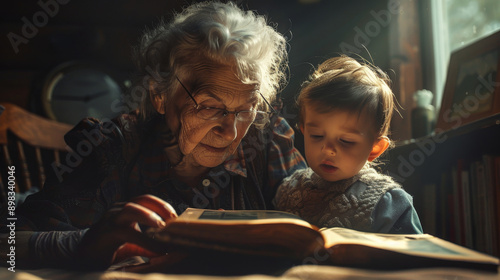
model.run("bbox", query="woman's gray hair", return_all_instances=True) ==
[132,1,289,121]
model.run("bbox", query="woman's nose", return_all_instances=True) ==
[214,115,238,141]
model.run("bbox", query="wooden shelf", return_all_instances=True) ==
[381,113,500,258]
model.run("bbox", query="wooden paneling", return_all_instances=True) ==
[389,0,423,141]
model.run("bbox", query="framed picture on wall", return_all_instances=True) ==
[435,30,500,132]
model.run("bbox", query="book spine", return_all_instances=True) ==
[455,159,466,246]
[494,156,500,258]
[476,160,487,254]
[482,154,498,257]
[461,169,473,249]
[422,183,437,235]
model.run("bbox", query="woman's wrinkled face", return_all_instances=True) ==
[169,65,260,168]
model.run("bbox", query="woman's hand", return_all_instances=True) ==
[77,195,177,270]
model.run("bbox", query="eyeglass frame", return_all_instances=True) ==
[175,76,277,124]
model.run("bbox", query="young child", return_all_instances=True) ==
[274,56,423,234]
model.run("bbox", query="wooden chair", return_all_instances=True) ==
[0,103,73,204]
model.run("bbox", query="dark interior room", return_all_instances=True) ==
[1,0,396,133]
[1,0,500,278]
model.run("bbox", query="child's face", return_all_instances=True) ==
[301,105,379,182]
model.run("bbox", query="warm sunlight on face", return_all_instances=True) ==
[173,65,259,168]
[301,105,379,182]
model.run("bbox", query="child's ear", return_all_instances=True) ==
[299,123,304,134]
[368,136,389,162]
[150,81,165,114]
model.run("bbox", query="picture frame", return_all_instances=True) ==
[435,30,500,132]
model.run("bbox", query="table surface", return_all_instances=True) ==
[2,263,499,280]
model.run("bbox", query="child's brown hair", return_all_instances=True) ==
[297,55,396,138]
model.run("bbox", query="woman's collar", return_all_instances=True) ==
[222,144,248,177]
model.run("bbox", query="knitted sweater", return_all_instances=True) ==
[274,165,402,232]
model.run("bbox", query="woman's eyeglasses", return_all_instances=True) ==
[176,76,275,125]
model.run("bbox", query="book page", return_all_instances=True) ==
[178,208,308,222]
[148,208,323,259]
[321,227,499,263]
[198,209,305,220]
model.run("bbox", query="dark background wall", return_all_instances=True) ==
[0,0,392,148]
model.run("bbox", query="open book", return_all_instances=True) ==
[146,208,499,271]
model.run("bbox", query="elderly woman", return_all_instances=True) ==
[11,1,306,269]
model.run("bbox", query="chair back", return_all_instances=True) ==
[0,103,73,204]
